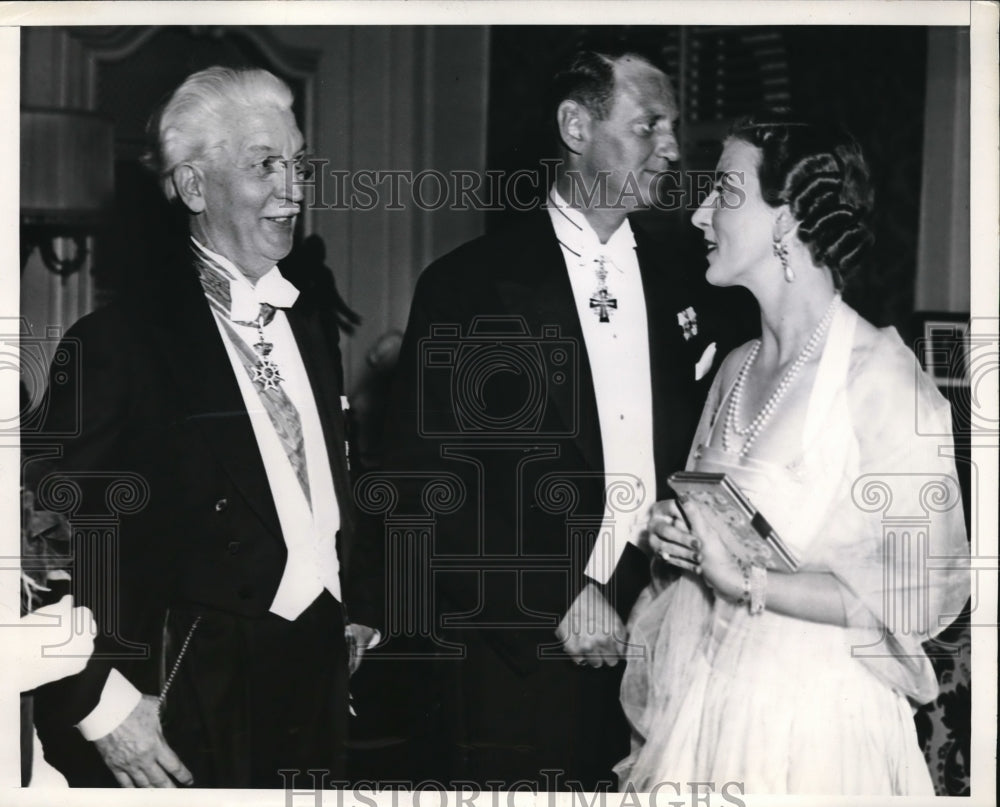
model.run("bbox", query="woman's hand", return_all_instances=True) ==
[647,499,744,602]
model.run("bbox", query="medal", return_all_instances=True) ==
[589,255,618,323]
[249,309,283,391]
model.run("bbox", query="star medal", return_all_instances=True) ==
[251,329,283,391]
[252,356,283,391]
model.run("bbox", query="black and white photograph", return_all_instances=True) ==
[2,2,997,805]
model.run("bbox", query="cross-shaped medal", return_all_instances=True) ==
[589,255,618,323]
[590,288,618,323]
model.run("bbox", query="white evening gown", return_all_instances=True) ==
[617,302,970,795]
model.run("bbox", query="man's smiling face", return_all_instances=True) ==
[195,104,306,279]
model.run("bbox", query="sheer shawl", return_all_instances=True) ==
[617,303,970,784]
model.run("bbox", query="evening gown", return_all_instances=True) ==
[616,302,969,794]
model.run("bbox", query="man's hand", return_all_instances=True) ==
[93,695,193,787]
[556,582,626,668]
[344,623,377,676]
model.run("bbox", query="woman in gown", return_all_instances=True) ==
[616,117,970,794]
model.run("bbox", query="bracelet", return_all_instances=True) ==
[749,564,767,615]
[735,559,751,606]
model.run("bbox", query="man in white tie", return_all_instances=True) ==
[30,66,382,788]
[382,43,745,788]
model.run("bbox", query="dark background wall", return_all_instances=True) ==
[487,25,937,332]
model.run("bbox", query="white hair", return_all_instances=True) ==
[144,66,294,201]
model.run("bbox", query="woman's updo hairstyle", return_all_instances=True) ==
[729,114,875,289]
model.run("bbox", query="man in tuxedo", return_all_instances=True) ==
[381,46,738,788]
[30,66,382,788]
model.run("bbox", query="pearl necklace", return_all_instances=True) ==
[723,294,841,457]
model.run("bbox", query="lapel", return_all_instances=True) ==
[284,297,354,548]
[148,251,283,538]
[494,212,603,473]
[633,221,702,497]
[634,227,671,496]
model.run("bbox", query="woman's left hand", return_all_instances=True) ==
[648,499,744,601]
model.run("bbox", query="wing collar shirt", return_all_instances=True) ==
[191,238,342,616]
[546,186,657,584]
[76,239,342,741]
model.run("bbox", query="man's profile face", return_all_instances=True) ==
[196,104,306,279]
[575,57,679,215]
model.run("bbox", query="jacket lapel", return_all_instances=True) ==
[149,256,282,539]
[284,300,354,554]
[633,223,701,498]
[494,212,603,474]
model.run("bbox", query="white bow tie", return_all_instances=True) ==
[191,237,300,323]
[228,269,300,323]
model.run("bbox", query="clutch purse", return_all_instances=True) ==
[667,471,799,572]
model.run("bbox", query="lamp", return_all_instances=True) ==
[21,108,114,276]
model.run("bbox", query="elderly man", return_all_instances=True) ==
[382,45,746,788]
[31,66,381,788]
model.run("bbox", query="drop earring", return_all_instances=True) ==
[773,237,794,282]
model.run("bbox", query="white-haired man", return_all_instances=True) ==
[31,66,382,788]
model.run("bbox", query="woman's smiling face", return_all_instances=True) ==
[692,138,782,289]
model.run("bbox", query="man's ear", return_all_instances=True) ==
[556,99,590,155]
[172,164,207,214]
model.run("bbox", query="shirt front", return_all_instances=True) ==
[193,238,342,617]
[545,187,657,584]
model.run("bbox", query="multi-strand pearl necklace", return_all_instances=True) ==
[723,294,841,458]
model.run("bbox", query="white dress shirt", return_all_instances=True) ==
[77,240,342,740]
[197,241,342,617]
[546,187,657,584]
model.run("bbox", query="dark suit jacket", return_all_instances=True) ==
[27,245,383,733]
[382,209,740,676]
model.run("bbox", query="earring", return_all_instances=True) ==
[773,237,794,282]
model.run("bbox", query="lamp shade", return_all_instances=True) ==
[20,108,114,226]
